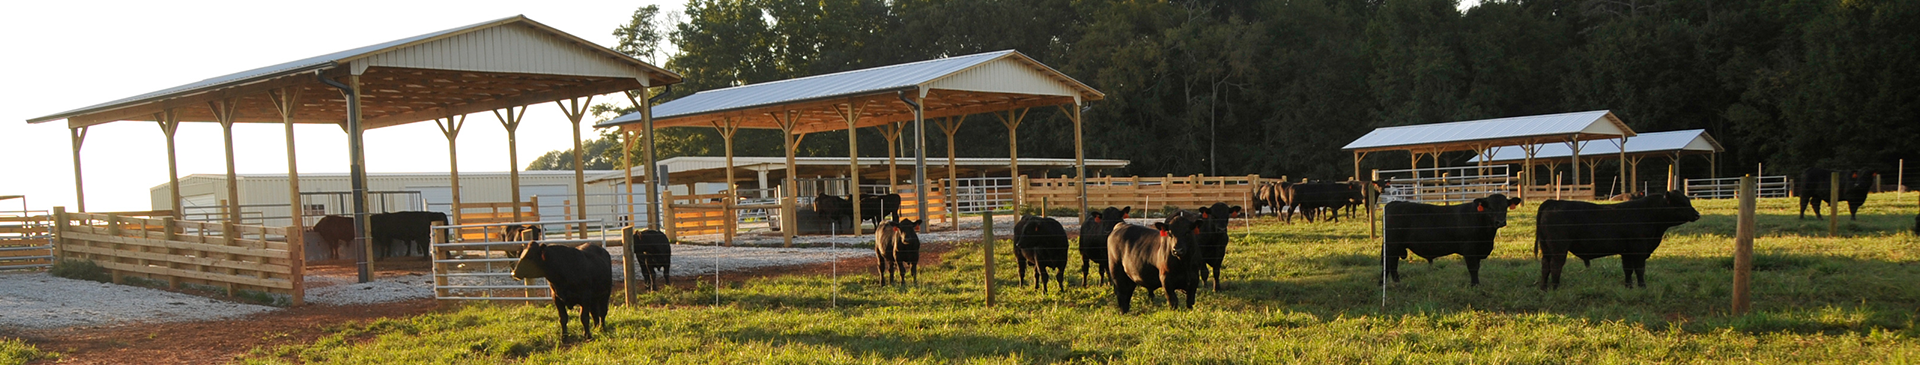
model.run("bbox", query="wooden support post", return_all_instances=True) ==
[622,91,662,230]
[270,88,304,232]
[69,128,88,212]
[287,224,305,306]
[662,190,677,240]
[835,102,866,234]
[938,116,964,231]
[713,118,739,246]
[1829,172,1840,237]
[157,110,182,219]
[774,110,801,246]
[431,222,451,299]
[878,122,902,187]
[1617,136,1629,195]
[997,108,1029,209]
[557,97,594,238]
[495,106,529,221]
[1369,170,1380,239]
[1569,137,1583,187]
[209,99,243,224]
[1733,176,1755,314]
[983,211,996,307]
[1063,104,1088,219]
[434,113,465,226]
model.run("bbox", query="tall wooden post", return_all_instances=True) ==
[157,110,182,219]
[557,97,594,237]
[712,118,739,246]
[983,211,996,307]
[997,108,1029,208]
[270,89,303,230]
[1733,175,1755,314]
[877,123,901,187]
[835,102,866,234]
[209,99,242,224]
[344,74,374,283]
[1569,137,1583,188]
[69,127,88,212]
[495,106,528,221]
[434,113,465,226]
[1063,104,1089,218]
[938,116,965,230]
[1617,136,1629,195]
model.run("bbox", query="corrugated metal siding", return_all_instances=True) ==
[365,24,645,79]
[1342,110,1632,151]
[1471,130,1718,163]
[605,51,1015,126]
[926,58,1079,98]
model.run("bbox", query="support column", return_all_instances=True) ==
[1568,136,1583,187]
[623,92,662,230]
[269,89,303,230]
[342,74,374,283]
[834,102,866,234]
[772,110,801,246]
[495,106,528,221]
[558,97,594,237]
[209,99,242,223]
[1617,136,1629,194]
[1060,103,1089,219]
[996,108,1029,208]
[157,110,182,219]
[937,116,965,230]
[69,127,88,212]
[712,118,740,246]
[877,123,902,187]
[434,113,465,226]
[910,93,929,227]
[1521,143,1539,201]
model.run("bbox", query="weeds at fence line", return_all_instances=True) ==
[48,259,110,283]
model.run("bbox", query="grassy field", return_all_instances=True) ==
[228,193,1920,364]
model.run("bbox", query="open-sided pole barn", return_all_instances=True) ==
[599,50,1105,247]
[1470,129,1725,194]
[27,15,682,290]
[1341,110,1638,201]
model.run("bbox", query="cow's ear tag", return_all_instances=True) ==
[1191,227,1200,235]
[1158,230,1169,237]
[1477,204,1485,212]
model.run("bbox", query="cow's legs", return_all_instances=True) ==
[1208,262,1223,291]
[875,256,890,286]
[556,302,571,341]
[1016,255,1030,287]
[1384,245,1405,283]
[1114,279,1137,314]
[1848,200,1863,220]
[1622,254,1650,288]
[1540,252,1567,290]
[579,305,595,340]
[1465,257,1484,286]
[909,261,919,286]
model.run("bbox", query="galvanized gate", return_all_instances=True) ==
[428,219,622,301]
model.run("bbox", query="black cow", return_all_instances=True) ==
[1255,181,1295,222]
[311,215,354,260]
[811,194,854,230]
[1537,190,1702,289]
[1289,182,1364,222]
[1107,211,1203,314]
[500,224,545,259]
[859,193,904,227]
[1194,203,1243,291]
[1078,206,1131,285]
[624,226,671,290]
[1014,215,1070,293]
[1798,168,1874,220]
[369,211,449,258]
[511,240,613,341]
[874,219,923,285]
[1381,194,1521,286]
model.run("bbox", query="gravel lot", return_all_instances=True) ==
[0,272,277,330]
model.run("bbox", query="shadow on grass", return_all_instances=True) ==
[715,325,1117,363]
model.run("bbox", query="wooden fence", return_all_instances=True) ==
[0,216,53,270]
[52,208,305,305]
[664,185,951,240]
[453,199,541,241]
[1021,175,1263,212]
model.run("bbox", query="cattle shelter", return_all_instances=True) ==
[1343,110,1639,201]
[1470,129,1725,193]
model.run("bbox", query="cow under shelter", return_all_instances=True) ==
[26,15,683,289]
[597,50,1105,247]
[1342,110,1639,202]
[1470,129,1725,194]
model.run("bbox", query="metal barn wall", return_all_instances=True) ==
[148,172,615,227]
[926,58,1082,99]
[359,23,648,79]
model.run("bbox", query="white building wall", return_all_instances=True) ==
[149,171,619,227]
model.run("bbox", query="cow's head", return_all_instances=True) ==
[1154,211,1203,262]
[889,219,923,247]
[1196,203,1242,232]
[511,241,549,279]
[1649,190,1702,225]
[1473,194,1523,228]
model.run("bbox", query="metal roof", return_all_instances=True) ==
[587,156,1130,183]
[1341,110,1637,153]
[597,50,1103,131]
[28,15,680,125]
[1469,129,1724,164]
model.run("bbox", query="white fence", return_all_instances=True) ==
[1375,165,1513,204]
[1685,176,1790,199]
[946,177,1016,214]
[429,219,621,301]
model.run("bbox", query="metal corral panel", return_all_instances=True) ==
[926,57,1082,99]
[1342,110,1637,152]
[1470,129,1726,164]
[149,171,613,226]
[360,23,648,80]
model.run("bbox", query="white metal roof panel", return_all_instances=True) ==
[361,24,650,79]
[605,51,1012,126]
[1469,129,1723,163]
[1341,110,1635,151]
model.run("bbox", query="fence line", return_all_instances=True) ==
[1686,175,1791,199]
[429,219,618,302]
[0,215,53,270]
[52,208,304,305]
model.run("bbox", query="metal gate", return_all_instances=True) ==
[428,219,622,301]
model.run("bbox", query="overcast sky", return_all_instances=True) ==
[0,0,681,212]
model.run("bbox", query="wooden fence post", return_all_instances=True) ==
[51,207,67,261]
[1733,175,1755,314]
[432,221,450,300]
[1829,172,1840,237]
[287,224,306,306]
[983,211,996,307]
[662,191,677,240]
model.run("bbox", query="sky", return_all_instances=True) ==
[0,0,682,213]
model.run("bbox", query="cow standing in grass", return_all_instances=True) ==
[1381,194,1520,286]
[1798,168,1874,220]
[874,219,923,285]
[1194,203,1242,291]
[1537,190,1701,289]
[625,226,671,290]
[511,240,612,341]
[1078,206,1130,285]
[1108,211,1203,313]
[1014,215,1070,293]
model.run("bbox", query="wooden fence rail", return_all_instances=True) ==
[52,208,305,306]
[1022,175,1263,213]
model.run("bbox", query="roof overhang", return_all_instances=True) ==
[1469,129,1726,164]
[1342,110,1637,154]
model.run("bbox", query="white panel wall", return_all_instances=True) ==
[926,58,1081,98]
[364,24,647,79]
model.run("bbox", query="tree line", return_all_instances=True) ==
[528,0,1918,189]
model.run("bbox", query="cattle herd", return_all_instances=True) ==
[308,211,451,260]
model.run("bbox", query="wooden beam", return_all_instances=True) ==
[270,88,304,234]
[70,127,89,212]
[64,73,322,128]
[558,96,594,238]
[495,106,528,221]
